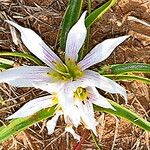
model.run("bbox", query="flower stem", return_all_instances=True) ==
[91,130,102,150]
[74,130,88,150]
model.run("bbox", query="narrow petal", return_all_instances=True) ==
[63,79,87,92]
[46,111,63,135]
[0,66,52,87]
[78,35,130,70]
[58,82,81,127]
[6,20,63,69]
[76,101,97,135]
[33,82,65,94]
[65,126,80,141]
[88,87,115,110]
[7,95,52,119]
[64,105,81,128]
[65,11,87,62]
[84,70,127,103]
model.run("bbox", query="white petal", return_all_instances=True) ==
[84,70,127,103]
[65,126,80,141]
[88,87,115,110]
[65,11,87,62]
[0,66,52,87]
[46,111,63,135]
[78,35,130,70]
[7,95,52,119]
[76,101,97,135]
[33,82,64,94]
[58,82,81,127]
[6,20,63,69]
[64,105,81,128]
[64,79,87,92]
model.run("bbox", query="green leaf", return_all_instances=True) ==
[0,52,43,66]
[0,58,14,70]
[0,106,55,143]
[94,100,150,132]
[85,0,117,28]
[104,74,150,84]
[99,63,150,75]
[0,58,14,66]
[60,0,83,49]
[0,63,12,70]
[111,63,150,74]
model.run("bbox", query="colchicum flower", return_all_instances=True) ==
[0,12,129,140]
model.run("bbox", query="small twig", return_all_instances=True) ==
[128,16,150,27]
[111,116,119,150]
[43,132,65,150]
[145,132,150,150]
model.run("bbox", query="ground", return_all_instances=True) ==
[0,0,150,149]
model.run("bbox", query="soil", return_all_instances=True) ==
[0,0,150,150]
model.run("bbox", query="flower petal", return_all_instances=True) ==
[64,79,88,92]
[65,126,80,141]
[64,105,81,128]
[78,35,130,70]
[7,95,52,119]
[65,11,87,62]
[88,87,115,110]
[76,101,97,135]
[46,111,63,135]
[6,20,63,69]
[58,82,81,127]
[0,66,52,87]
[84,70,127,103]
[33,82,64,94]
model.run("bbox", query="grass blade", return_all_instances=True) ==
[0,106,55,143]
[60,0,83,49]
[99,63,150,75]
[0,58,14,70]
[0,63,12,70]
[111,63,150,74]
[105,74,150,84]
[0,52,43,66]
[94,100,150,132]
[85,0,117,28]
[0,58,14,66]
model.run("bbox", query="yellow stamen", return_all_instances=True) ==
[74,87,89,101]
[48,59,84,81]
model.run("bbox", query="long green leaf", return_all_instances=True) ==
[60,0,83,49]
[111,63,150,74]
[85,0,117,28]
[94,100,150,132]
[105,74,150,84]
[0,58,14,70]
[0,58,14,65]
[0,63,12,70]
[99,63,150,75]
[0,106,55,143]
[0,52,43,66]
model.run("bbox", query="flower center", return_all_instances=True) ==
[48,60,83,81]
[74,87,89,101]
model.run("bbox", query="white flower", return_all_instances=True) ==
[1,11,130,139]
